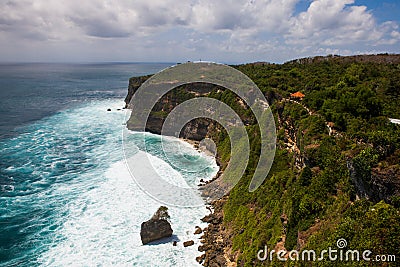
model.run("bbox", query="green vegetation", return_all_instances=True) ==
[133,56,400,266]
[152,206,170,222]
[216,57,400,266]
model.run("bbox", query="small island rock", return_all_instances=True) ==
[140,206,173,245]
[183,240,195,247]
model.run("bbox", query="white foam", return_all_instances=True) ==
[39,159,209,266]
[28,99,217,266]
[0,184,14,192]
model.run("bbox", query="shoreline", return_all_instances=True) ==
[179,137,222,185]
[179,137,230,266]
[121,132,218,265]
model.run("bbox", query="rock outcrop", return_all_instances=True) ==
[124,75,151,109]
[198,198,230,267]
[140,219,173,245]
[124,77,225,142]
[140,206,173,245]
[348,159,400,203]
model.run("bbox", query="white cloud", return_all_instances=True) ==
[0,0,398,62]
[286,0,387,45]
[190,0,297,32]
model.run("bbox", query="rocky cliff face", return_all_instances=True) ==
[124,78,222,141]
[124,75,151,109]
[348,159,400,203]
[179,118,215,141]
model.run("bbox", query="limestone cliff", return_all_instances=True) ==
[124,54,400,266]
[124,75,151,109]
[124,78,223,141]
[347,159,400,203]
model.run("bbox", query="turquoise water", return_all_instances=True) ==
[0,63,169,139]
[0,64,217,266]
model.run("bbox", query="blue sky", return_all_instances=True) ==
[0,0,399,63]
[355,0,400,22]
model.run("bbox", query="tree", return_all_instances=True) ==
[152,206,170,222]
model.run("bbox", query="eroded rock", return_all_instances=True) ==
[140,206,173,245]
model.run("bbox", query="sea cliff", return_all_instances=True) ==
[125,78,222,141]
[125,54,400,266]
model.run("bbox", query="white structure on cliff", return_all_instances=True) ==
[389,118,400,124]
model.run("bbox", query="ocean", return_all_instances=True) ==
[0,63,218,266]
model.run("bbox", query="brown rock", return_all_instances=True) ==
[194,226,203,235]
[140,219,173,245]
[198,245,208,252]
[140,207,173,245]
[214,254,226,266]
[183,240,195,247]
[196,254,205,264]
[201,214,215,223]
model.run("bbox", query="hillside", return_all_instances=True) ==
[125,54,400,266]
[220,55,400,266]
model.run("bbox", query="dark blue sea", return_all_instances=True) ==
[0,63,217,266]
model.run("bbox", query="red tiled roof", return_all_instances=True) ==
[290,91,305,98]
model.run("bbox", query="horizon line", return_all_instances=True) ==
[0,52,398,66]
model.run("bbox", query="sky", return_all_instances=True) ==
[0,0,399,63]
